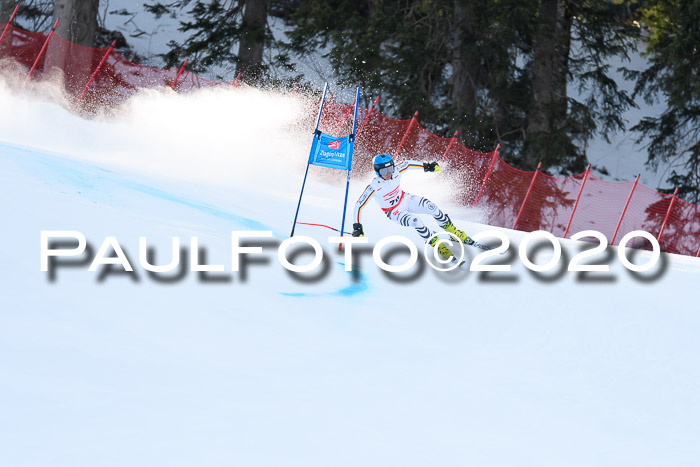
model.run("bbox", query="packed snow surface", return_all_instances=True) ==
[1,81,699,467]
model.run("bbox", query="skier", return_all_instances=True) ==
[351,153,473,259]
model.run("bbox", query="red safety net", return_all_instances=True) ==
[1,22,699,257]
[0,24,227,109]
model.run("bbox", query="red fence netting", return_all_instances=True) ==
[1,22,698,257]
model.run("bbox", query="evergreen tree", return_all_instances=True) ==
[0,0,19,23]
[523,0,574,171]
[0,0,52,31]
[0,1,143,64]
[52,0,99,47]
[146,0,244,75]
[44,0,100,89]
[145,0,283,83]
[285,0,639,174]
[449,0,534,151]
[237,0,268,78]
[517,0,639,174]
[630,0,700,202]
[286,0,455,128]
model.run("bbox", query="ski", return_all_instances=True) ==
[464,235,510,254]
[465,239,494,251]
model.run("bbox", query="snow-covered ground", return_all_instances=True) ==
[1,78,700,466]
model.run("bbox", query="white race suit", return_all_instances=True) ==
[353,159,452,242]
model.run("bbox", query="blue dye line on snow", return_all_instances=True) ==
[332,280,370,297]
[0,142,274,233]
[279,263,370,298]
[1,141,370,297]
[114,178,272,232]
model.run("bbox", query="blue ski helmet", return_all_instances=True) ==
[373,153,394,176]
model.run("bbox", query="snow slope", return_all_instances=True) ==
[1,81,700,467]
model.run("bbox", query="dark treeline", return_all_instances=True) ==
[1,0,698,202]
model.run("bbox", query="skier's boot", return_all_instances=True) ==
[429,236,453,260]
[441,221,474,245]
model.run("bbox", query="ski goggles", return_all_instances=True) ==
[378,165,394,177]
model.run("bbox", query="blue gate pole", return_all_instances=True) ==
[338,87,361,247]
[290,83,328,237]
